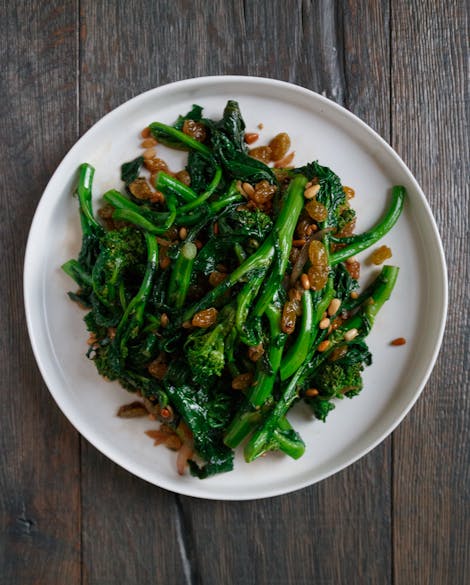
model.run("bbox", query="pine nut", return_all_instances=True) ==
[242,182,255,196]
[301,274,311,290]
[244,132,259,144]
[319,317,330,330]
[179,227,187,240]
[317,340,330,352]
[327,298,341,316]
[141,127,151,138]
[344,328,359,341]
[160,313,169,327]
[305,388,319,397]
[391,337,406,346]
[350,291,359,299]
[304,184,321,199]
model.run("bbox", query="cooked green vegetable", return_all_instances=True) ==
[63,101,405,478]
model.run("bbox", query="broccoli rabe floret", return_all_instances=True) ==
[185,305,236,384]
[313,362,364,397]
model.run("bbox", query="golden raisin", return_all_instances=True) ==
[281,301,298,334]
[308,240,328,267]
[336,217,357,238]
[305,198,328,222]
[148,354,168,380]
[175,169,191,186]
[129,178,154,200]
[248,344,265,362]
[308,265,329,291]
[252,180,276,204]
[182,119,207,142]
[343,186,355,199]
[345,259,360,280]
[269,132,291,161]
[249,146,272,163]
[117,401,149,418]
[145,157,169,174]
[370,245,392,265]
[192,307,218,328]
[208,271,227,287]
[328,345,348,362]
[232,373,253,390]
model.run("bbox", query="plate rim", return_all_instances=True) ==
[23,75,448,500]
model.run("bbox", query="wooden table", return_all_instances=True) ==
[1,2,468,583]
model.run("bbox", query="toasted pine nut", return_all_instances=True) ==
[213,222,219,234]
[141,127,151,138]
[319,317,330,330]
[242,182,255,196]
[318,340,330,352]
[391,337,407,346]
[305,388,319,397]
[327,298,341,316]
[143,148,156,159]
[244,132,259,145]
[304,184,321,199]
[160,313,169,327]
[182,320,193,329]
[301,274,310,290]
[344,328,359,341]
[350,291,359,299]
[179,227,187,240]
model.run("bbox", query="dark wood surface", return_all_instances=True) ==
[0,1,467,583]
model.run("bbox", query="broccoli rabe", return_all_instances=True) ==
[184,305,236,384]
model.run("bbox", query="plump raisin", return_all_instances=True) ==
[252,180,276,204]
[370,245,392,265]
[144,157,169,174]
[129,178,154,200]
[281,301,298,334]
[269,132,290,161]
[182,119,207,142]
[192,307,218,328]
[248,344,265,362]
[305,198,328,222]
[307,265,329,291]
[175,169,191,186]
[249,146,272,163]
[117,402,149,418]
[345,259,360,280]
[308,240,328,266]
[232,373,253,390]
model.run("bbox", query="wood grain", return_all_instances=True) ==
[391,1,469,583]
[0,2,81,584]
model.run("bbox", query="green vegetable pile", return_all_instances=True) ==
[63,100,406,478]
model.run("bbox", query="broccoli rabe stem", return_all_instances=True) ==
[329,186,406,264]
[61,258,93,288]
[280,289,315,381]
[154,172,199,203]
[177,167,223,213]
[167,242,198,309]
[224,300,286,448]
[114,232,158,360]
[244,266,399,462]
[77,163,101,232]
[149,122,213,159]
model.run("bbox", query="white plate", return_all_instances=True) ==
[24,76,447,500]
